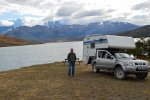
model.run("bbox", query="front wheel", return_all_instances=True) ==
[92,63,100,73]
[135,73,148,80]
[114,67,127,80]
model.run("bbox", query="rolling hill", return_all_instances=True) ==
[0,35,32,47]
[117,25,150,37]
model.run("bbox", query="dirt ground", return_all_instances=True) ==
[0,62,150,100]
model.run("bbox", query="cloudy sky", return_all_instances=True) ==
[0,0,150,26]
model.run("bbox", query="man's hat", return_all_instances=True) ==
[70,48,74,51]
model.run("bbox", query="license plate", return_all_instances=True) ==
[137,67,147,70]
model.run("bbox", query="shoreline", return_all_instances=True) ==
[0,40,82,48]
[0,62,58,73]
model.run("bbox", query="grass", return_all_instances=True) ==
[0,61,150,100]
[0,35,31,47]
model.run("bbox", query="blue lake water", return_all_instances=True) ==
[0,41,83,71]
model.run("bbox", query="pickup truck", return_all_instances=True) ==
[91,50,150,80]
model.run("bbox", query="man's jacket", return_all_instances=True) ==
[67,52,76,64]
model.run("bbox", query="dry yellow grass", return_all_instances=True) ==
[0,62,150,100]
[0,35,31,47]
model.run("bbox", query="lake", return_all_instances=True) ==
[0,41,83,71]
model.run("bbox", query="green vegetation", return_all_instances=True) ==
[0,62,150,100]
[128,39,150,58]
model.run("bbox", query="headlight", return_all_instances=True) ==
[148,62,150,66]
[124,62,134,66]
[145,62,150,66]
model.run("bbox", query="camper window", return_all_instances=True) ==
[91,42,95,48]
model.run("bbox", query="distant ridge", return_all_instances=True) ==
[117,25,150,37]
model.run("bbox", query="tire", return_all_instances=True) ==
[114,67,127,80]
[135,73,148,80]
[92,63,100,73]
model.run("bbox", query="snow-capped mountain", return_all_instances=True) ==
[0,18,25,34]
[4,20,140,42]
[44,20,64,28]
[12,18,25,28]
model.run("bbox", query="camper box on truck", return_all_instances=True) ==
[83,35,136,64]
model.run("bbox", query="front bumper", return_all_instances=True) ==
[124,66,150,73]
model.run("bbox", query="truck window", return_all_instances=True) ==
[98,51,107,58]
[102,52,107,58]
[106,53,112,59]
[91,42,95,48]
[98,51,103,58]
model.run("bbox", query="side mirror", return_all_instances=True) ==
[131,54,136,59]
[108,55,114,59]
[133,56,137,60]
[110,55,114,59]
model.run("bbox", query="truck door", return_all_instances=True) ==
[96,51,107,68]
[97,51,115,69]
[103,52,116,69]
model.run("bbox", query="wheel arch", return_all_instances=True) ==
[114,64,127,80]
[87,57,92,64]
[115,64,122,69]
[88,56,96,65]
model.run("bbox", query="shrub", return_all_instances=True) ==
[127,38,150,58]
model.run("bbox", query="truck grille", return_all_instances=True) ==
[134,63,146,66]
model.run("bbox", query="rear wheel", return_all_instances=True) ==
[92,63,100,73]
[114,67,127,80]
[135,73,148,80]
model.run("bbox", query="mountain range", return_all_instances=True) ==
[0,26,12,34]
[0,20,140,42]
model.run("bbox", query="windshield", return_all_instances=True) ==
[115,53,132,59]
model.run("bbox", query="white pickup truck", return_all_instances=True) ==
[83,35,150,80]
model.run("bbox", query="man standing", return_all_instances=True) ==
[67,48,76,77]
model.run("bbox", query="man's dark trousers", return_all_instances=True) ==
[68,62,75,77]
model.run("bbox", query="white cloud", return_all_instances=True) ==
[56,4,82,17]
[0,0,150,25]
[0,5,7,14]
[0,20,14,26]
[21,17,44,27]
[73,9,112,19]
[128,15,150,25]
[132,1,150,11]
